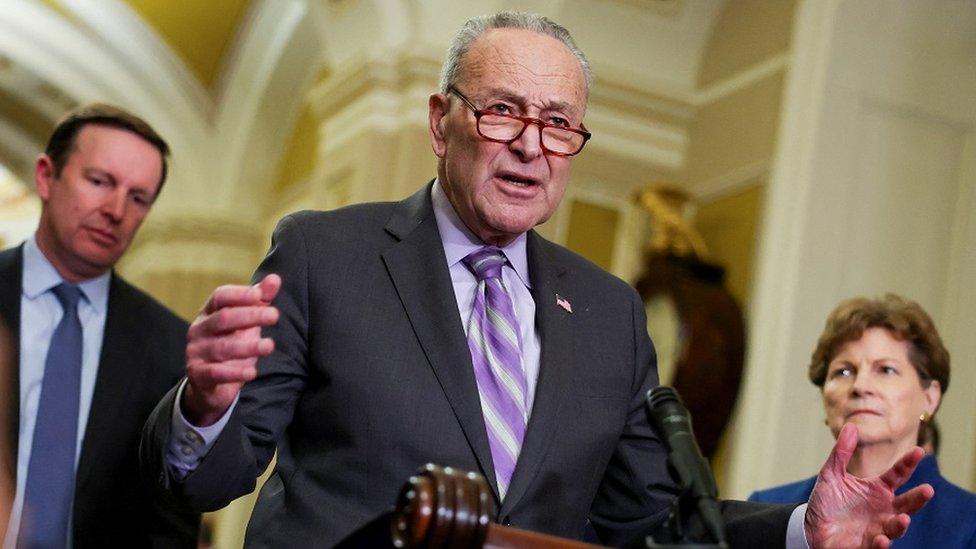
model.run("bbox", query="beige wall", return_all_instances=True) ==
[727,0,976,497]
[273,102,321,197]
[695,184,765,308]
[685,72,785,187]
[698,0,795,87]
[565,200,620,272]
[677,0,794,493]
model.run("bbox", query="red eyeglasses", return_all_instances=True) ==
[449,87,591,156]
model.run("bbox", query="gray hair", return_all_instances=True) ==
[438,11,592,97]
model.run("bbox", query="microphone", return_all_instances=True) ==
[646,386,726,545]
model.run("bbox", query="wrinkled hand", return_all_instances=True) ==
[804,423,934,549]
[182,274,281,427]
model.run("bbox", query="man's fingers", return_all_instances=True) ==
[182,275,280,423]
[188,360,258,385]
[880,447,924,490]
[882,512,910,540]
[203,285,263,314]
[202,274,281,314]
[892,484,934,514]
[870,534,891,549]
[822,423,858,478]
[188,335,275,363]
[190,306,279,338]
[256,274,282,303]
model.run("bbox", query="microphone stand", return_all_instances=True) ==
[643,473,728,549]
[645,387,728,549]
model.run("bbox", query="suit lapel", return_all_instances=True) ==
[500,232,574,516]
[0,246,23,487]
[380,184,499,495]
[75,275,144,491]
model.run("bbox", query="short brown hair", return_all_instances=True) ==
[808,294,950,393]
[45,103,170,196]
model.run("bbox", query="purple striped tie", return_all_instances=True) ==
[463,247,527,499]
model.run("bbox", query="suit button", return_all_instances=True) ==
[502,516,511,527]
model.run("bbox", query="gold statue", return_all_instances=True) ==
[636,185,708,259]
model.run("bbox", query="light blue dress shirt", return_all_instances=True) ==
[4,235,110,548]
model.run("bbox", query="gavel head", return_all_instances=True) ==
[391,463,494,549]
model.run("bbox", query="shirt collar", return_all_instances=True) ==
[22,234,111,313]
[431,179,531,289]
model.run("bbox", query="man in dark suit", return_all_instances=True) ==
[142,12,930,548]
[0,104,198,547]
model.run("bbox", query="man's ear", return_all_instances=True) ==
[35,154,56,201]
[429,93,450,159]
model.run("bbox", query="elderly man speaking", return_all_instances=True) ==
[142,12,931,548]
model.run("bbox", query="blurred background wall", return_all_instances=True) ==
[0,0,973,546]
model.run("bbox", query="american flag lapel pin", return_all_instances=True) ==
[555,293,573,314]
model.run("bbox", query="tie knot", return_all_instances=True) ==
[51,283,83,312]
[463,247,507,281]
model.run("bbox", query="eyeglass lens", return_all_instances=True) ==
[478,114,584,155]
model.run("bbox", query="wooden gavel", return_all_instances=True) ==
[390,464,605,549]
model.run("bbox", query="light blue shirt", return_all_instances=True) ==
[4,235,110,548]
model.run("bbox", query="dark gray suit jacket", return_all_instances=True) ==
[0,245,199,548]
[142,184,792,547]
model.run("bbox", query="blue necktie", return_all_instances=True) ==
[18,284,84,548]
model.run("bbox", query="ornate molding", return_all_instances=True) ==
[133,216,262,251]
[0,117,39,182]
[310,52,694,172]
[692,53,790,107]
[607,0,686,18]
[691,159,770,202]
[308,51,440,123]
[118,215,264,283]
[59,0,212,118]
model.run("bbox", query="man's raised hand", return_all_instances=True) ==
[804,423,934,548]
[182,274,281,426]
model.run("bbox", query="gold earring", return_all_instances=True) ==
[920,411,931,423]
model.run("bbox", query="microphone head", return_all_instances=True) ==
[646,385,693,433]
[646,385,681,409]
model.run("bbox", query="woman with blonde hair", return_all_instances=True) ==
[749,294,976,547]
